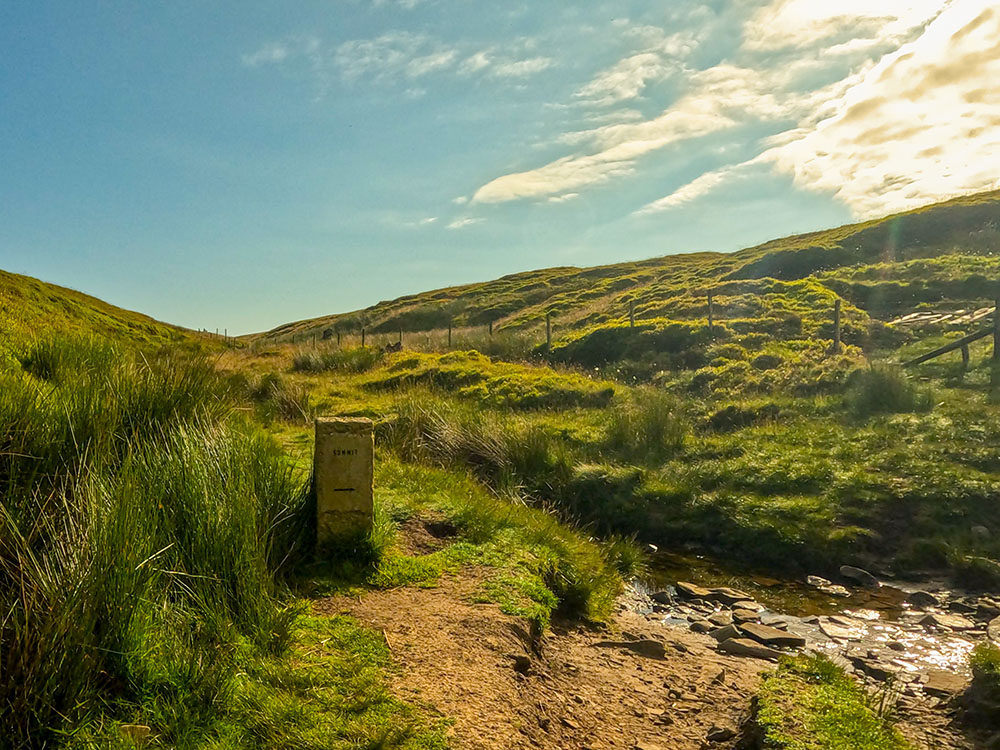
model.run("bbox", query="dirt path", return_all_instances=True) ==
[315,570,770,750]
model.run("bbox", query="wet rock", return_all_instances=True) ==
[849,656,897,681]
[708,612,733,627]
[887,640,906,652]
[690,620,714,634]
[987,615,1000,642]
[818,584,852,598]
[710,587,754,605]
[709,624,741,642]
[922,670,968,697]
[972,524,991,540]
[634,742,665,750]
[806,575,832,588]
[948,600,978,615]
[919,613,976,631]
[732,599,760,611]
[650,590,673,605]
[739,622,806,649]
[717,637,782,662]
[839,565,880,589]
[978,599,1000,618]
[819,618,865,641]
[706,724,737,742]
[675,581,713,599]
[732,609,759,623]
[905,590,940,609]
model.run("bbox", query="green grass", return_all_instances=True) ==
[968,642,1000,722]
[0,337,451,749]
[366,349,615,409]
[755,655,910,750]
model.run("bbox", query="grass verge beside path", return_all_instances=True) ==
[754,655,910,750]
[303,454,639,629]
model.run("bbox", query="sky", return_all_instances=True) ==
[1,1,998,334]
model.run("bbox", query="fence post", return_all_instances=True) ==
[708,293,714,336]
[398,329,402,345]
[448,322,452,348]
[337,331,341,348]
[361,327,366,347]
[546,311,552,353]
[629,300,635,328]
[833,299,842,354]
[994,295,1000,362]
[489,320,493,337]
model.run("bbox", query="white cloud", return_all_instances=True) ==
[447,216,484,229]
[548,192,580,203]
[490,57,553,78]
[742,0,947,52]
[575,52,672,106]
[637,1,1000,219]
[768,1,1000,217]
[241,42,291,67]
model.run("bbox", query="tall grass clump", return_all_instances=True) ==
[845,363,933,417]
[291,345,384,374]
[603,387,687,462]
[384,394,572,500]
[0,337,311,747]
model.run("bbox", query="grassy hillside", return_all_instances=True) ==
[253,189,1000,344]
[0,268,199,363]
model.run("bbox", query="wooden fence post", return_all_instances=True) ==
[361,327,366,347]
[447,322,452,348]
[489,320,493,337]
[994,295,1000,362]
[337,331,341,347]
[833,299,842,354]
[546,311,552,353]
[707,293,714,335]
[629,300,635,328]
[398,329,403,345]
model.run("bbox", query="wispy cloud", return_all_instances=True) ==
[243,33,553,93]
[446,216,483,229]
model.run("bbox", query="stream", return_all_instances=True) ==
[633,551,1000,697]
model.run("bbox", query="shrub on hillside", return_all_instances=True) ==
[845,364,933,417]
[603,387,687,462]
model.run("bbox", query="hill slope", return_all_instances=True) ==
[254,189,1000,343]
[0,268,197,361]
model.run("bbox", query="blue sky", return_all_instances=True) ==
[1,1,997,333]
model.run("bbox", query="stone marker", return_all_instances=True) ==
[314,417,374,547]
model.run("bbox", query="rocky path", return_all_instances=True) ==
[315,572,771,750]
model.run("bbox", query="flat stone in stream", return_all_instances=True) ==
[739,622,806,648]
[707,612,733,627]
[717,637,783,662]
[675,581,713,599]
[919,613,976,631]
[987,615,1000,642]
[711,587,754,605]
[732,608,759,624]
[905,590,941,609]
[922,670,968,697]
[840,565,881,589]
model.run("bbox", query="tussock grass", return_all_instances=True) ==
[603,387,687,462]
[845,363,933,417]
[291,345,384,374]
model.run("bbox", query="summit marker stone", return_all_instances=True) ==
[314,417,374,548]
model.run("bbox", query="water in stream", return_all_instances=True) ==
[640,551,992,679]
